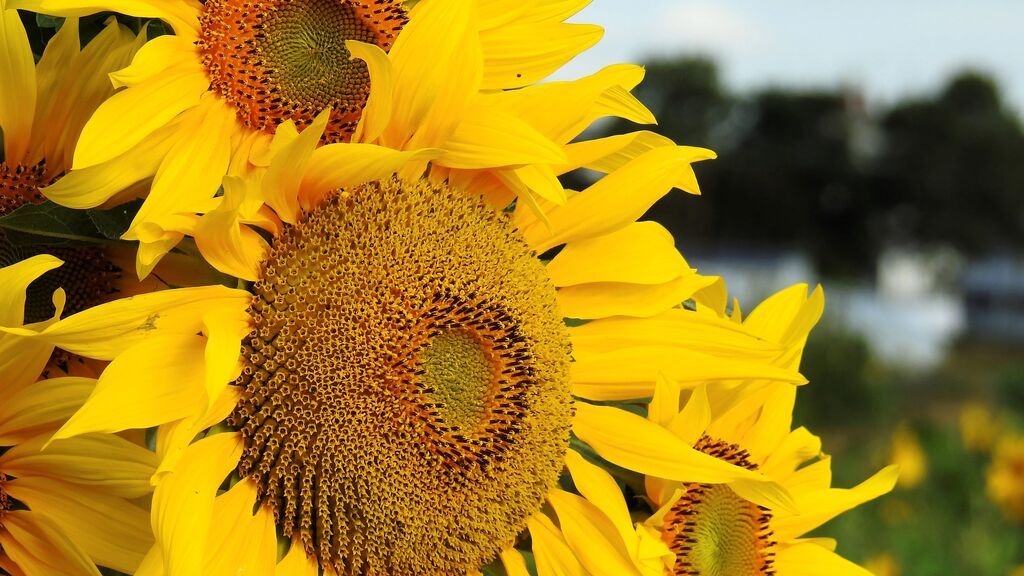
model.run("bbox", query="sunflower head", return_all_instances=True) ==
[198,0,407,142]
[660,436,775,576]
[229,177,573,573]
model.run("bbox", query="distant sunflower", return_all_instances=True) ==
[8,137,816,574]
[23,0,646,277]
[533,379,899,576]
[987,433,1024,523]
[0,256,156,575]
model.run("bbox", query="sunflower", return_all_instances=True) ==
[0,11,140,217]
[0,10,133,226]
[987,433,1024,523]
[529,377,899,576]
[6,132,820,574]
[0,11,218,375]
[888,423,927,490]
[23,0,652,278]
[0,255,157,575]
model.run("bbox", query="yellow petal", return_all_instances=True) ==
[299,144,440,207]
[0,377,94,444]
[386,0,482,150]
[485,64,649,145]
[568,309,784,362]
[760,426,823,480]
[194,177,270,282]
[28,16,78,163]
[496,163,567,206]
[133,225,187,278]
[32,18,139,172]
[0,7,36,163]
[547,222,686,287]
[133,546,163,576]
[109,34,195,88]
[647,373,681,428]
[772,465,899,541]
[563,449,635,547]
[527,512,585,576]
[560,131,672,173]
[129,98,235,229]
[738,385,797,461]
[573,402,795,511]
[692,276,728,316]
[439,105,566,169]
[499,547,531,576]
[744,284,825,364]
[0,432,156,498]
[50,335,206,441]
[72,63,207,169]
[41,120,180,209]
[5,476,152,574]
[666,383,710,445]
[520,145,716,253]
[275,539,317,576]
[782,455,833,494]
[0,510,99,576]
[773,542,874,576]
[203,479,276,576]
[0,331,57,404]
[480,21,602,89]
[346,40,393,143]
[202,304,250,406]
[153,386,240,481]
[546,489,641,576]
[151,432,243,576]
[262,108,331,224]
[571,346,805,401]
[0,254,62,327]
[1,285,249,360]
[557,273,716,320]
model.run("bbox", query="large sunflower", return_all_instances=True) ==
[6,137,816,574]
[23,0,650,278]
[531,372,898,576]
[0,256,156,575]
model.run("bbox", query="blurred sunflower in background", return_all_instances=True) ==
[0,256,156,575]
[987,433,1024,523]
[889,424,927,490]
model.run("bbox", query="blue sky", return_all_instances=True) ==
[556,1,1024,114]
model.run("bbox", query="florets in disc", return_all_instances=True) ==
[198,0,406,143]
[230,177,573,575]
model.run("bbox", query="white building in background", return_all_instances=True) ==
[962,255,1024,342]
[685,245,966,370]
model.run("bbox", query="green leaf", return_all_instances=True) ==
[0,201,142,247]
[87,199,143,240]
[34,14,62,29]
[0,202,106,244]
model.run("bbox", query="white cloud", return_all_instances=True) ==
[652,1,764,54]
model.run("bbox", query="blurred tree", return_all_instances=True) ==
[868,72,1024,254]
